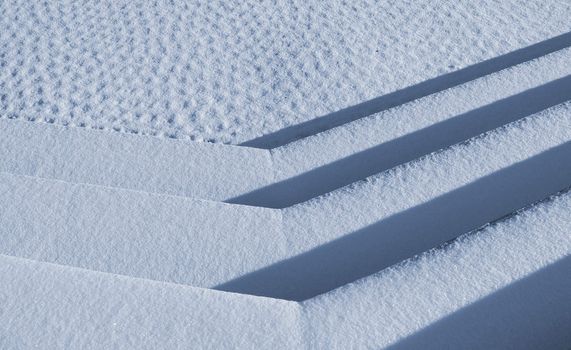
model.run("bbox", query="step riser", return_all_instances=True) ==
[0,174,283,287]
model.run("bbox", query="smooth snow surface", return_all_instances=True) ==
[0,255,302,349]
[1,1,571,348]
[0,173,283,287]
[0,118,274,201]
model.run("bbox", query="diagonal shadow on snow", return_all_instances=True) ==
[216,142,571,300]
[228,76,571,208]
[242,31,571,149]
[387,255,571,350]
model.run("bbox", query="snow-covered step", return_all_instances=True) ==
[231,48,571,207]
[1,45,571,207]
[0,173,283,288]
[1,103,570,299]
[302,188,571,349]
[0,119,274,201]
[0,254,301,349]
[216,103,571,300]
[1,186,569,349]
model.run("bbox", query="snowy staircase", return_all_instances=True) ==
[1,35,571,348]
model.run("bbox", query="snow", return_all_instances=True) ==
[303,189,571,349]
[0,254,302,349]
[219,103,571,300]
[271,47,571,180]
[2,47,571,205]
[239,48,571,207]
[1,188,569,349]
[0,172,283,287]
[1,0,571,348]
[1,1,570,143]
[0,118,274,201]
[1,103,570,300]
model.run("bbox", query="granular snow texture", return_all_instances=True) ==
[1,0,570,143]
